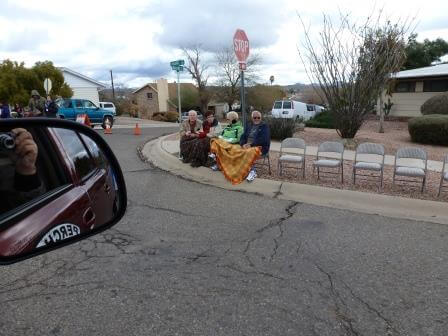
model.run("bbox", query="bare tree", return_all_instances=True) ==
[183,46,211,115]
[299,11,410,138]
[214,46,261,110]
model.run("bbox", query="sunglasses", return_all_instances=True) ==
[253,116,261,119]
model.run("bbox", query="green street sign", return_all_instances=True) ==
[170,59,185,67]
[170,63,184,72]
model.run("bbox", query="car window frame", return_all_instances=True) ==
[0,127,76,229]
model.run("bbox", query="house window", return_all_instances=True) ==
[394,81,416,93]
[423,79,448,92]
[147,92,153,100]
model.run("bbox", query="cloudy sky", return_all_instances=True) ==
[1,0,447,88]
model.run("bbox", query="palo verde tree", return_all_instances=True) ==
[299,12,411,138]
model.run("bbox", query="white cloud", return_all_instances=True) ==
[0,0,447,87]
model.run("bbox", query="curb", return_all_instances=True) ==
[142,135,448,225]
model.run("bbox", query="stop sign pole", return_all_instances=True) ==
[233,29,249,128]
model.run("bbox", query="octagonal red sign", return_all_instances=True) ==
[233,29,250,63]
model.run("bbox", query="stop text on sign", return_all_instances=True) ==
[234,39,249,54]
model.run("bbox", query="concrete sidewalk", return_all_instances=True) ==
[142,134,448,225]
[162,136,444,172]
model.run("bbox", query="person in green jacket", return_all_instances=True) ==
[28,90,46,116]
[218,111,244,144]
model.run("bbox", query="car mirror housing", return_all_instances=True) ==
[0,118,127,264]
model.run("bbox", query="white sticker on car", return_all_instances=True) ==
[36,224,81,248]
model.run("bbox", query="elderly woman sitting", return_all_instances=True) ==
[179,110,202,162]
[187,112,223,167]
[218,111,243,143]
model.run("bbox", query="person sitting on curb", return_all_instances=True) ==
[218,111,243,144]
[179,110,202,162]
[210,111,244,171]
[239,111,271,182]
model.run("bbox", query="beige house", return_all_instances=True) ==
[378,63,448,117]
[132,79,199,119]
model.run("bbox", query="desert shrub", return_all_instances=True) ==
[305,110,335,129]
[165,111,179,122]
[420,93,448,115]
[265,117,298,140]
[408,114,448,145]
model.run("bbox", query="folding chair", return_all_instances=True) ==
[313,141,344,183]
[393,147,427,192]
[353,143,385,188]
[255,153,271,175]
[278,138,306,178]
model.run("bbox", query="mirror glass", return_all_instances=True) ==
[0,124,125,261]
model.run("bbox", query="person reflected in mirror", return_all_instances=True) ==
[28,90,46,117]
[179,110,202,162]
[239,111,271,182]
[187,112,222,168]
[0,128,45,214]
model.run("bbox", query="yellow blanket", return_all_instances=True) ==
[210,139,261,185]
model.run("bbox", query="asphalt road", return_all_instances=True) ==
[1,126,447,336]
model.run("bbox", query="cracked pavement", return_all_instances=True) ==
[1,127,447,336]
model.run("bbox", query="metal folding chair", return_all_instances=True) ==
[393,147,427,192]
[278,138,306,178]
[353,143,385,188]
[313,141,344,183]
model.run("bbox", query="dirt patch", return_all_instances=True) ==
[295,119,447,161]
[256,152,447,203]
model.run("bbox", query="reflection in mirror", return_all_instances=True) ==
[0,124,124,261]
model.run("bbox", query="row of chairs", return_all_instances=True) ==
[257,138,448,197]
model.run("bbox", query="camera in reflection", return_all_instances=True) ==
[0,132,16,151]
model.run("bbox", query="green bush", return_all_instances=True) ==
[165,111,179,122]
[420,93,448,115]
[305,110,335,129]
[408,115,448,145]
[265,117,298,140]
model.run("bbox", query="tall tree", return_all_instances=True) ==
[183,46,211,115]
[32,61,73,97]
[402,34,448,70]
[214,46,261,110]
[299,12,410,138]
[247,84,284,114]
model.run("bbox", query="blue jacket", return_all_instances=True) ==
[239,122,271,155]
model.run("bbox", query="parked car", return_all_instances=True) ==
[271,100,324,121]
[56,98,116,129]
[0,118,126,264]
[99,101,116,114]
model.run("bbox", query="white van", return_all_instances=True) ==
[271,100,324,121]
[99,102,116,114]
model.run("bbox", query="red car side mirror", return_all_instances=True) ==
[0,118,127,264]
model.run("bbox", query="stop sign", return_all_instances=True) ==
[233,29,249,63]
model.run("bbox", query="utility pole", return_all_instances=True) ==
[110,70,115,100]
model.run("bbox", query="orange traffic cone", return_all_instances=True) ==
[76,113,91,127]
[134,123,141,136]
[104,120,112,134]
